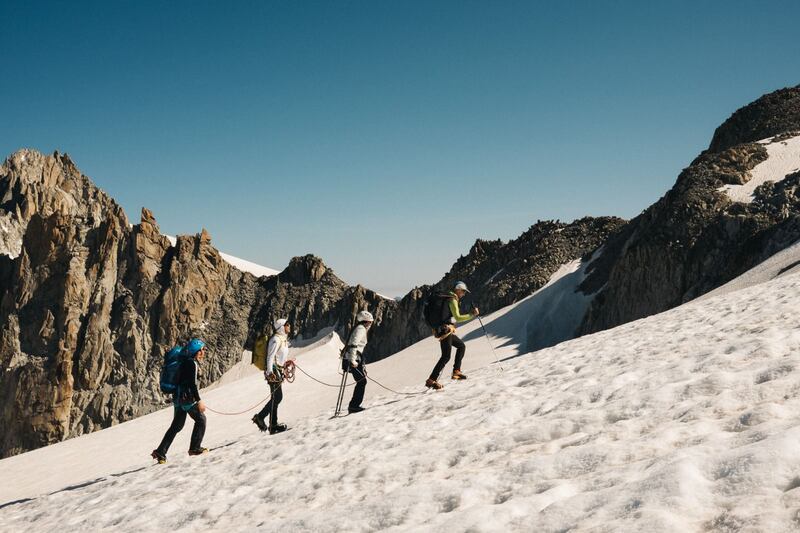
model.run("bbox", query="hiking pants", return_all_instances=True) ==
[256,381,283,428]
[157,403,206,454]
[343,360,367,410]
[430,334,465,380]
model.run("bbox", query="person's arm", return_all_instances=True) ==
[184,359,201,403]
[448,298,476,323]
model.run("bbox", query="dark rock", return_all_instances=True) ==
[709,85,800,153]
[580,84,800,335]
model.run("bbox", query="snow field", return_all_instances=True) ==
[3,260,800,530]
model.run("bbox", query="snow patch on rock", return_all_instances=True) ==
[719,134,800,203]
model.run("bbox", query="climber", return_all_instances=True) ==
[425,281,479,390]
[151,338,208,463]
[341,310,374,414]
[252,318,292,434]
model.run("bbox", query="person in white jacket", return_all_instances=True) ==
[342,310,374,414]
[252,318,291,434]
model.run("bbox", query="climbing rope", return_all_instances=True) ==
[283,360,296,383]
[365,373,428,396]
[206,360,428,416]
[204,386,278,416]
[205,362,294,416]
[294,362,356,388]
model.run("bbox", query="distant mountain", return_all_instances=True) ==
[578,85,800,335]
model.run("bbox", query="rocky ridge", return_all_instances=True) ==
[579,85,800,335]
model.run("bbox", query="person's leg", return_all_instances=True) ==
[451,335,466,371]
[187,405,207,450]
[269,382,283,428]
[429,336,453,381]
[348,362,366,410]
[156,405,187,455]
[256,383,276,422]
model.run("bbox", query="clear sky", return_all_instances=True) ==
[2,1,799,296]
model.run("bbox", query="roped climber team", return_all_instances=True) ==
[152,280,479,463]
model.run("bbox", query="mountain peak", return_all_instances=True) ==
[708,84,800,153]
[279,254,332,285]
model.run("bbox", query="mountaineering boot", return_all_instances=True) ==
[188,447,209,456]
[451,369,467,380]
[269,423,288,435]
[425,378,444,390]
[151,450,167,464]
[252,414,268,432]
[348,406,366,414]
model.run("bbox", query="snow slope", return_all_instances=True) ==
[4,265,800,530]
[719,134,800,203]
[701,239,800,301]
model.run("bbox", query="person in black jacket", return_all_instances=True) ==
[152,338,208,463]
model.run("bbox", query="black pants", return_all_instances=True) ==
[157,403,206,454]
[430,333,465,380]
[256,381,283,427]
[343,360,367,410]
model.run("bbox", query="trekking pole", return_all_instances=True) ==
[476,315,504,370]
[333,321,356,417]
[470,298,503,371]
[334,363,349,417]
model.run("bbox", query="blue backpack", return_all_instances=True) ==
[159,345,186,394]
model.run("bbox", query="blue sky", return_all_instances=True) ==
[2,1,799,296]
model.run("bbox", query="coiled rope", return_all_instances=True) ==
[204,361,296,416]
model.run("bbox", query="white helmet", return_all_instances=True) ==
[454,281,470,293]
[357,310,374,323]
[273,318,288,330]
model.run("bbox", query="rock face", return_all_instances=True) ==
[579,84,800,335]
[0,150,261,457]
[708,86,800,152]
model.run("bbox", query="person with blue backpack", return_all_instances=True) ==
[424,281,479,390]
[151,338,208,463]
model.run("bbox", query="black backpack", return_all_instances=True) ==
[423,292,453,328]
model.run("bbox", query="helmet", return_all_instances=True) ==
[185,338,206,357]
[454,281,470,293]
[357,310,374,323]
[274,318,288,331]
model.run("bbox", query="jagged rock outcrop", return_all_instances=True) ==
[0,151,260,457]
[579,84,800,335]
